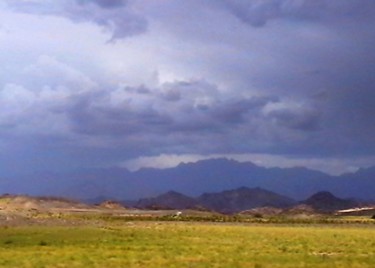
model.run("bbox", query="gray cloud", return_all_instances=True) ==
[220,0,375,27]
[267,107,321,132]
[211,96,278,124]
[4,0,147,39]
[66,80,279,139]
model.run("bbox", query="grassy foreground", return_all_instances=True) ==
[0,222,374,267]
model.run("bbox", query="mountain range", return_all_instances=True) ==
[134,187,363,214]
[136,187,296,213]
[1,158,374,201]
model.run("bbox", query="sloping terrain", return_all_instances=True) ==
[0,195,90,212]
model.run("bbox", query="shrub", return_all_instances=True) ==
[4,239,13,245]
[39,241,48,246]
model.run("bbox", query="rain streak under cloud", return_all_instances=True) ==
[1,0,375,176]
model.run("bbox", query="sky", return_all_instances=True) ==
[1,0,375,176]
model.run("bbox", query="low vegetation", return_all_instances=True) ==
[1,222,375,267]
[1,194,375,267]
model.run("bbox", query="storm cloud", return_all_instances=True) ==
[219,0,375,26]
[1,0,375,175]
[4,0,147,39]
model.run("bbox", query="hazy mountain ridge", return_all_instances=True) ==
[1,158,375,201]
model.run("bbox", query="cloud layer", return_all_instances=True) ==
[1,0,375,175]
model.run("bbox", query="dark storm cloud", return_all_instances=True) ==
[211,96,279,124]
[60,80,282,157]
[192,0,375,158]
[66,0,148,39]
[68,92,172,137]
[220,0,375,27]
[2,0,375,175]
[4,0,147,39]
[265,104,321,132]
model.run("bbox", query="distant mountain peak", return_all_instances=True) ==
[303,191,358,212]
[309,191,336,199]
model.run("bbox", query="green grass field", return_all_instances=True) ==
[0,222,374,267]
